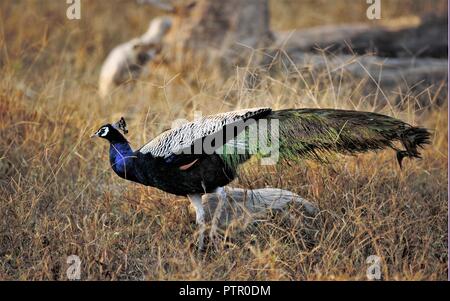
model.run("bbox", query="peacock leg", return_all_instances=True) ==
[187,194,205,251]
[209,186,226,247]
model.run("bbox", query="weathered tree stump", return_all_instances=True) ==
[156,0,274,73]
[167,0,272,50]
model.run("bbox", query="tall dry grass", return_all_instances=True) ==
[0,0,447,280]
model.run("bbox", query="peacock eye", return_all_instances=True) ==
[100,127,109,137]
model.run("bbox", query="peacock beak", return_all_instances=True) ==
[90,132,99,138]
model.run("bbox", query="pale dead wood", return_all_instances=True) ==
[136,0,175,12]
[199,187,319,228]
[275,15,447,59]
[268,50,447,108]
[162,0,273,71]
[275,24,373,50]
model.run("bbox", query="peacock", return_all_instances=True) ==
[92,107,431,249]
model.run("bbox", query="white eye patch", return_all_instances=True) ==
[99,127,109,137]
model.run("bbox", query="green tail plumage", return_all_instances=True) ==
[219,108,431,170]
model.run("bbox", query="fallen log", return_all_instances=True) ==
[266,51,448,109]
[270,16,447,108]
[198,187,319,228]
[276,23,373,50]
[275,15,447,59]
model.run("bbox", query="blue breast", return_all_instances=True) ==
[109,142,135,176]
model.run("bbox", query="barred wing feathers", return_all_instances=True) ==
[138,107,272,158]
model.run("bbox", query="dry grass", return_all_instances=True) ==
[0,0,447,280]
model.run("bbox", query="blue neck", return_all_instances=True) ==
[109,142,135,179]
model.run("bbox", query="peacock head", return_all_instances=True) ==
[91,117,128,142]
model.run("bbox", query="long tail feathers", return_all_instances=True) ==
[395,127,431,168]
[267,109,431,167]
[219,108,431,170]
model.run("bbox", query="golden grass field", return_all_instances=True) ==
[0,0,448,280]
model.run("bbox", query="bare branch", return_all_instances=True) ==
[136,0,174,12]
